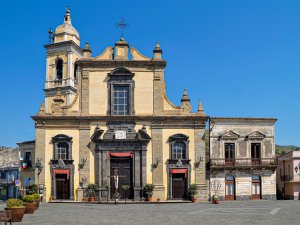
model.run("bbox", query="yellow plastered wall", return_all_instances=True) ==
[133,72,154,115]
[89,71,108,115]
[88,70,154,115]
[44,129,79,201]
[162,129,195,199]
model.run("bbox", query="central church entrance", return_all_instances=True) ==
[110,157,133,199]
[56,174,70,199]
[172,173,186,199]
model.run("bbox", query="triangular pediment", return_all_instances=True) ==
[220,130,240,140]
[247,131,266,140]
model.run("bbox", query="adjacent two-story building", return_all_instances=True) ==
[277,150,300,200]
[209,118,277,200]
[17,141,35,187]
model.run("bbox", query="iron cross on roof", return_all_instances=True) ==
[115,18,130,38]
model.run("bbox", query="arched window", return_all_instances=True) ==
[252,175,261,199]
[225,175,235,200]
[74,63,78,81]
[169,134,189,160]
[52,134,72,161]
[57,142,69,160]
[56,59,63,80]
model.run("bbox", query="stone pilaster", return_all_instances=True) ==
[153,70,164,115]
[194,123,207,201]
[79,124,91,187]
[151,125,165,200]
[81,70,89,114]
[34,126,46,201]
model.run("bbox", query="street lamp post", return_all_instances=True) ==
[294,162,300,200]
[32,158,43,186]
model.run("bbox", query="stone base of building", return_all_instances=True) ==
[215,194,277,201]
[197,185,208,201]
[152,185,165,201]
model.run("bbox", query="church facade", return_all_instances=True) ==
[32,9,208,202]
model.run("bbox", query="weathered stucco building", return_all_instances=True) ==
[0,148,20,200]
[209,118,277,200]
[17,141,35,187]
[277,150,300,200]
[32,9,208,202]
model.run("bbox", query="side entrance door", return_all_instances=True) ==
[56,174,70,199]
[172,173,186,199]
[110,157,133,199]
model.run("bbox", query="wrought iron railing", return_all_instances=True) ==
[210,158,276,168]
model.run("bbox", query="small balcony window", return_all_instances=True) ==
[225,143,235,165]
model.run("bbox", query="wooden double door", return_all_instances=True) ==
[110,157,133,199]
[172,173,187,199]
[56,174,70,199]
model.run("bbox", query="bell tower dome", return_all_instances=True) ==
[43,8,83,114]
[54,8,80,45]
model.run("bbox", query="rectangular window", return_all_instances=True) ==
[24,152,32,161]
[251,143,261,165]
[113,86,129,115]
[225,143,235,165]
[251,143,261,159]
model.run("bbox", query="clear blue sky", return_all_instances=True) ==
[0,0,299,147]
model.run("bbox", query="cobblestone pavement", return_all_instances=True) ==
[10,201,300,225]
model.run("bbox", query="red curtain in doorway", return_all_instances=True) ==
[170,168,187,175]
[106,152,134,161]
[53,169,70,179]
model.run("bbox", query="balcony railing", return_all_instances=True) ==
[0,179,14,185]
[210,158,277,168]
[45,78,77,89]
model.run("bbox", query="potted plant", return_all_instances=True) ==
[32,193,41,209]
[187,184,198,203]
[26,184,38,195]
[143,184,155,201]
[5,199,26,222]
[212,195,220,204]
[121,185,130,203]
[87,184,99,202]
[22,195,36,214]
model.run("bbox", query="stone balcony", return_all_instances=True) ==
[210,158,277,169]
[44,78,77,90]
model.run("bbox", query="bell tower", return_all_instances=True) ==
[43,8,83,113]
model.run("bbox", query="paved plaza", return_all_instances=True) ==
[1,200,300,225]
